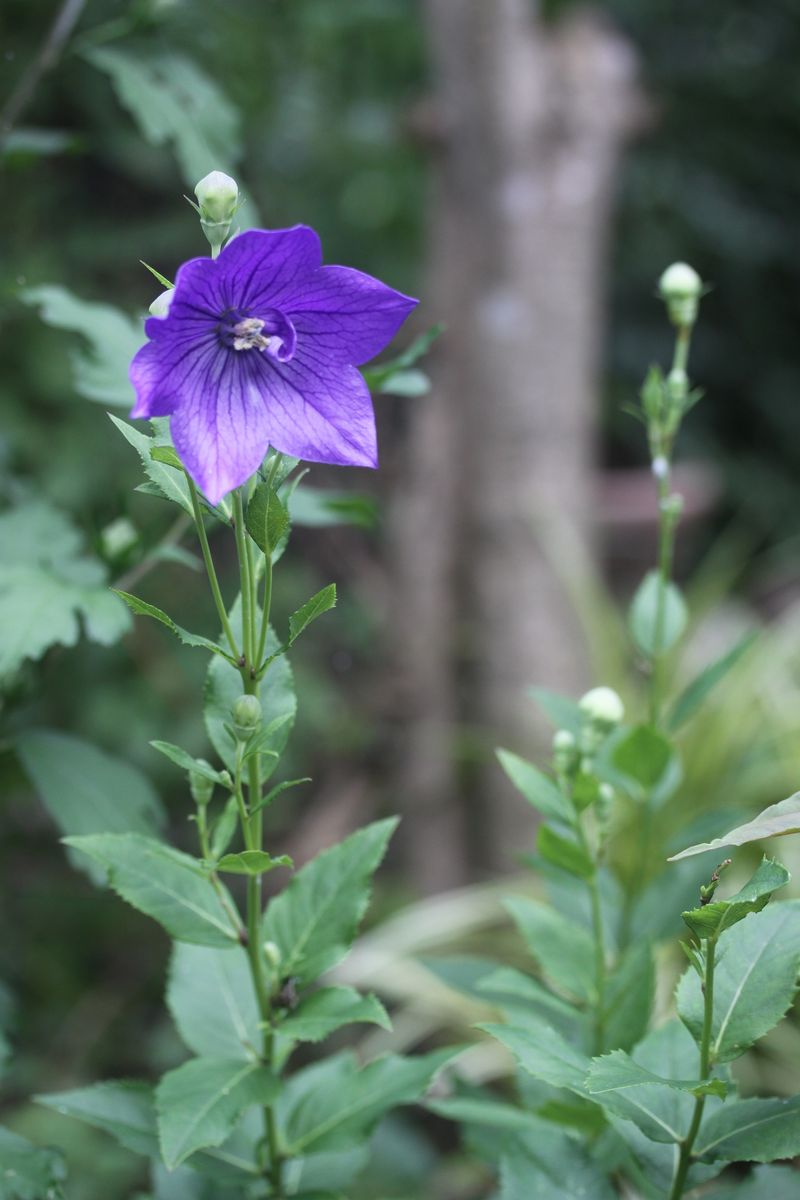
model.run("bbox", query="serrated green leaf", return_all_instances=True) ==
[278,987,390,1043]
[18,730,165,884]
[612,724,674,791]
[109,415,194,514]
[167,943,259,1062]
[215,851,292,876]
[262,819,397,985]
[496,750,571,823]
[245,483,290,556]
[149,741,227,786]
[288,584,337,645]
[629,570,688,657]
[114,589,235,662]
[0,1127,66,1200]
[140,261,174,290]
[505,895,596,1000]
[677,901,800,1062]
[695,1096,800,1162]
[585,1050,730,1144]
[64,833,239,947]
[602,940,655,1053]
[156,1058,278,1168]
[480,1022,590,1096]
[537,825,593,880]
[250,776,311,817]
[150,445,182,469]
[681,856,789,940]
[668,632,758,731]
[38,1081,158,1158]
[669,794,800,861]
[279,1048,457,1156]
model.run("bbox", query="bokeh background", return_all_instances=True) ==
[3,1,800,1196]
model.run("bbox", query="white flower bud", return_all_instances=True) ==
[553,729,576,752]
[149,288,174,318]
[658,262,703,327]
[579,686,625,730]
[100,516,138,561]
[194,171,239,224]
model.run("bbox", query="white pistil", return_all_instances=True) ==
[232,317,271,352]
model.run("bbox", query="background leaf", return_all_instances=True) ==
[669,795,800,860]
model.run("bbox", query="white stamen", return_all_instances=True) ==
[232,317,270,351]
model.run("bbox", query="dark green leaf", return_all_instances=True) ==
[0,1127,66,1199]
[288,584,337,645]
[250,776,311,816]
[496,750,571,823]
[537,826,593,880]
[245,484,290,555]
[278,987,390,1043]
[695,1096,800,1162]
[602,940,655,1053]
[681,856,789,940]
[37,1081,158,1157]
[480,1022,590,1096]
[150,445,183,469]
[114,590,235,662]
[109,416,194,514]
[215,850,292,876]
[668,632,758,731]
[149,741,228,785]
[612,725,674,791]
[288,488,379,530]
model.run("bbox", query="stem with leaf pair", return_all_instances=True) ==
[668,932,717,1200]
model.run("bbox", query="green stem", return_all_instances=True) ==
[256,454,282,670]
[195,803,245,941]
[575,815,607,1054]
[233,489,254,671]
[187,478,240,660]
[668,936,717,1200]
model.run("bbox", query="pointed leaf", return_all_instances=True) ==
[37,1081,158,1157]
[695,1096,800,1162]
[215,850,292,876]
[668,632,758,731]
[669,794,800,861]
[681,856,789,940]
[114,590,235,662]
[480,1022,590,1096]
[245,483,289,555]
[167,943,259,1061]
[505,895,596,1000]
[109,415,193,514]
[149,741,228,785]
[278,987,390,1043]
[496,750,571,823]
[262,819,397,985]
[288,584,337,645]
[537,825,594,880]
[63,833,239,947]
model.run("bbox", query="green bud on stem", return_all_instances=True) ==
[189,762,215,807]
[194,170,239,256]
[232,693,262,740]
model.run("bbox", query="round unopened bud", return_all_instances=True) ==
[553,729,576,753]
[100,516,138,561]
[189,763,215,807]
[149,288,174,318]
[232,693,262,739]
[658,262,703,327]
[579,686,625,730]
[194,171,239,223]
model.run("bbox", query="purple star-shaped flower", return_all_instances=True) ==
[129,226,417,504]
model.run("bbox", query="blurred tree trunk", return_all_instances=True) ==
[389,0,640,886]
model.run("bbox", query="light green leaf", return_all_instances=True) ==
[215,851,292,876]
[0,502,131,680]
[21,284,141,407]
[114,590,235,662]
[677,901,800,1062]
[612,725,674,791]
[496,750,571,823]
[0,1127,66,1200]
[602,940,655,1053]
[167,943,259,1062]
[681,857,789,940]
[668,632,758,731]
[149,741,228,786]
[245,483,290,556]
[288,488,378,530]
[150,445,183,469]
[629,570,688,657]
[84,47,241,184]
[361,323,443,389]
[500,1131,616,1200]
[262,819,397,985]
[288,585,337,646]
[505,895,596,1000]
[278,987,390,1043]
[585,1050,728,1144]
[427,1096,535,1131]
[109,415,194,515]
[475,967,581,1029]
[669,794,800,861]
[18,730,165,883]
[38,1081,158,1157]
[204,598,296,775]
[156,1058,278,1168]
[528,687,584,735]
[537,825,594,880]
[63,833,239,947]
[375,368,430,397]
[695,1096,800,1162]
[480,1022,590,1096]
[250,776,311,817]
[706,1165,800,1199]
[279,1048,456,1156]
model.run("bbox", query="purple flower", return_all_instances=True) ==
[129,226,417,504]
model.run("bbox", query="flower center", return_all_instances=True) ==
[218,307,297,362]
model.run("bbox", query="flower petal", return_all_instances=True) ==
[286,266,418,365]
[216,227,323,312]
[169,350,272,505]
[252,345,377,468]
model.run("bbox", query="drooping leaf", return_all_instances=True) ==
[215,851,292,876]
[149,741,228,786]
[245,484,290,556]
[480,1022,590,1096]
[17,730,165,884]
[109,415,193,515]
[677,901,800,1063]
[167,944,259,1062]
[629,570,688,657]
[84,47,242,185]
[505,896,596,1001]
[156,1058,278,1168]
[681,856,789,940]
[278,987,390,1043]
[0,502,131,680]
[695,1096,800,1163]
[64,833,239,947]
[261,819,397,985]
[114,590,236,662]
[496,750,571,823]
[669,794,800,860]
[37,1081,159,1158]
[668,632,758,731]
[537,825,594,880]
[0,1127,66,1200]
[612,725,674,791]
[287,585,337,646]
[279,1048,457,1156]
[20,284,141,407]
